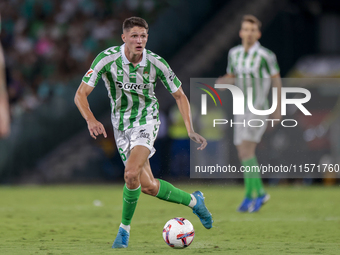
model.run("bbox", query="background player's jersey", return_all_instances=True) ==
[83,44,181,131]
[227,41,280,111]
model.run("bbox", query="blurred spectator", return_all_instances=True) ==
[168,105,190,177]
[0,0,173,119]
[149,110,171,178]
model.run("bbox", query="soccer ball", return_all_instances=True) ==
[162,218,195,248]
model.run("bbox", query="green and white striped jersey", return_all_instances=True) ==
[227,41,280,111]
[82,44,181,131]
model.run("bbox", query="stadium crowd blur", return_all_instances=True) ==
[0,0,196,181]
[1,0,172,118]
[2,0,339,183]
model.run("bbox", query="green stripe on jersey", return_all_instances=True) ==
[154,65,171,92]
[128,64,139,129]
[250,51,258,104]
[116,56,126,131]
[106,72,116,115]
[261,57,271,75]
[119,92,129,131]
[140,63,151,126]
[242,52,247,109]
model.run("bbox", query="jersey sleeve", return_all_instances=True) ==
[82,52,109,87]
[158,64,181,94]
[149,53,181,93]
[226,50,235,75]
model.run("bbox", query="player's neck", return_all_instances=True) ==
[128,54,143,67]
[125,48,143,67]
[243,41,257,53]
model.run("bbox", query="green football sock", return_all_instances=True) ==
[253,174,266,197]
[243,174,253,199]
[121,184,141,226]
[242,157,265,197]
[156,179,191,206]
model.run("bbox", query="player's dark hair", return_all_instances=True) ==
[242,15,262,30]
[123,17,149,32]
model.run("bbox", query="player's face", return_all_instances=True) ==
[122,26,148,56]
[239,21,261,46]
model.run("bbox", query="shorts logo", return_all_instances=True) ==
[137,129,151,140]
[85,69,93,78]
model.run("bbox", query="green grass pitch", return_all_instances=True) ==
[0,184,339,254]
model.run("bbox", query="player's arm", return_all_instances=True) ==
[74,82,107,139]
[172,87,207,150]
[0,43,10,138]
[215,73,235,87]
[270,73,282,121]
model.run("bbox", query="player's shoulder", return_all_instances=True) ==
[146,49,170,68]
[146,49,165,61]
[95,46,121,61]
[91,46,121,68]
[98,46,121,58]
[258,45,276,59]
[229,45,243,56]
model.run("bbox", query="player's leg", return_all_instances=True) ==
[236,141,258,211]
[237,140,269,212]
[140,160,213,229]
[113,145,149,248]
[140,160,191,205]
[122,145,150,223]
[234,117,258,212]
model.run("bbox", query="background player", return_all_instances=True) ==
[217,15,282,212]
[74,17,213,248]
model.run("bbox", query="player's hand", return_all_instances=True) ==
[215,76,225,84]
[215,77,226,91]
[86,118,107,139]
[189,132,207,150]
[215,75,234,91]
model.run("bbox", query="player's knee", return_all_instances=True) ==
[238,149,253,161]
[124,166,140,187]
[141,181,158,196]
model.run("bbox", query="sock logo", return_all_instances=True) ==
[123,198,138,204]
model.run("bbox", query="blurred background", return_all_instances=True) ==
[1,0,340,185]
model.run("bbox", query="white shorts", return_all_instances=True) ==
[113,124,160,165]
[233,113,268,145]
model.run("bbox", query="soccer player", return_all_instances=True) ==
[74,17,213,248]
[0,41,10,138]
[217,15,281,212]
